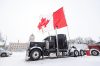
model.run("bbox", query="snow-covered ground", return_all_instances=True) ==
[0,51,100,66]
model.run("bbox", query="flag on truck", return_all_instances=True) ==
[53,7,67,29]
[37,18,49,30]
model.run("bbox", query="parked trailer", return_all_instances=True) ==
[26,34,85,61]
[88,42,100,56]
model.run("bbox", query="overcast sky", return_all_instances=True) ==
[0,0,100,43]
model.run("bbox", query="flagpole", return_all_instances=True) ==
[41,27,44,34]
[47,32,51,41]
[66,26,71,49]
[67,26,70,40]
[55,27,59,57]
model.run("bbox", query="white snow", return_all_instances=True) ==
[0,51,100,66]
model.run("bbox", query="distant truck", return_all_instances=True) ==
[88,42,100,56]
[26,34,85,61]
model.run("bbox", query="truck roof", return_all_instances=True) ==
[44,36,55,41]
[44,34,66,41]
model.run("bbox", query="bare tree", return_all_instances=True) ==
[84,37,95,44]
[68,39,75,44]
[68,37,96,45]
[74,37,84,44]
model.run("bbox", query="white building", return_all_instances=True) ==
[8,42,28,52]
[8,34,35,52]
[29,34,35,42]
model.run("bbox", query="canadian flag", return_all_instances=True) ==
[53,7,68,29]
[37,18,49,30]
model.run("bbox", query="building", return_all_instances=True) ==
[29,34,35,42]
[8,34,35,52]
[8,42,28,52]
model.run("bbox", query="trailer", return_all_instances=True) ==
[88,42,100,56]
[26,34,85,61]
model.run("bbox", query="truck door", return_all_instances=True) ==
[46,41,49,49]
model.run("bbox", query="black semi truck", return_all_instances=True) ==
[26,34,85,61]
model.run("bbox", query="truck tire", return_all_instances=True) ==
[80,50,85,56]
[1,53,7,57]
[74,50,79,57]
[30,49,41,60]
[91,50,99,56]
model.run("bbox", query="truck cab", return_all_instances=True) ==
[26,34,68,61]
[44,34,68,52]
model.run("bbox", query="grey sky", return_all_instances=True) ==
[0,0,100,43]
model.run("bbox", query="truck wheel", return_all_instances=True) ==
[74,50,79,57]
[30,49,41,60]
[1,53,7,57]
[91,50,99,56]
[80,50,85,56]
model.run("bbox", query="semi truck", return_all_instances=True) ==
[26,34,85,61]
